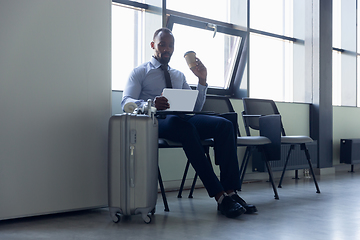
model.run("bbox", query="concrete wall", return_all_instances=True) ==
[0,0,111,220]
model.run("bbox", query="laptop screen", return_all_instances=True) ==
[162,88,199,111]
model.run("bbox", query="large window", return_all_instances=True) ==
[250,0,294,37]
[112,4,144,91]
[112,0,311,104]
[248,0,308,103]
[170,24,241,89]
[249,34,294,102]
[332,0,357,107]
[112,1,247,96]
[167,0,230,23]
[166,15,246,95]
[167,0,247,27]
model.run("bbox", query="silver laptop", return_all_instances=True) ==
[162,88,199,112]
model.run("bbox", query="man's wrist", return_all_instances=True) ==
[199,78,207,86]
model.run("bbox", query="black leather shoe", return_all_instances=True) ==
[231,194,258,214]
[218,196,246,218]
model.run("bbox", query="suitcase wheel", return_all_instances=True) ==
[112,212,121,223]
[142,214,151,224]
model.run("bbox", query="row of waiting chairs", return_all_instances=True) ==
[158,96,320,211]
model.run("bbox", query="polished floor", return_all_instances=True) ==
[1,168,360,240]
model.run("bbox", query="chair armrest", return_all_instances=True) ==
[242,114,263,121]
[259,115,281,161]
[242,114,263,118]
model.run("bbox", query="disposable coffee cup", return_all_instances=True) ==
[184,51,197,69]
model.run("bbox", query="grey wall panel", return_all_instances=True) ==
[0,0,111,220]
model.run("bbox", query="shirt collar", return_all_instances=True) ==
[150,56,170,70]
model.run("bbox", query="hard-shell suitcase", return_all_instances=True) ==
[108,112,158,224]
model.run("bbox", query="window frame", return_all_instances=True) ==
[112,0,149,10]
[166,13,248,96]
[111,0,310,102]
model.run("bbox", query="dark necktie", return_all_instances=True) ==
[160,64,172,88]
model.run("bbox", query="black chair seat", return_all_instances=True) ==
[281,136,313,144]
[237,136,271,146]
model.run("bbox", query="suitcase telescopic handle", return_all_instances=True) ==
[130,145,135,188]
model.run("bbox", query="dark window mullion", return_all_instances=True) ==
[250,28,298,42]
[112,0,149,10]
[167,15,246,38]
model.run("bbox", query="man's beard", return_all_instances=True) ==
[159,54,171,65]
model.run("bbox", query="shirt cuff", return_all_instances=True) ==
[197,82,208,92]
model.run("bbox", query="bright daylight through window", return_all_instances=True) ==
[112,4,144,91]
[170,24,241,89]
[112,0,312,104]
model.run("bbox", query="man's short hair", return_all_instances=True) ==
[153,27,173,40]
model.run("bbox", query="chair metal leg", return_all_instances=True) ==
[278,145,294,188]
[293,170,299,179]
[177,160,191,198]
[264,160,280,200]
[301,144,321,194]
[239,147,252,191]
[188,173,198,198]
[158,167,169,212]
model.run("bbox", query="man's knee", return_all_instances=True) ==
[217,118,235,133]
[160,116,197,140]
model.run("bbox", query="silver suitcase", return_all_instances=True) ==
[108,112,158,224]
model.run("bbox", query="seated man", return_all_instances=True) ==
[121,27,257,218]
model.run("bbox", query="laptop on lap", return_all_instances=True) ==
[162,88,199,112]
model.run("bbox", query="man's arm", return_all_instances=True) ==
[194,83,207,111]
[121,69,145,111]
[190,58,207,86]
[190,58,208,111]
